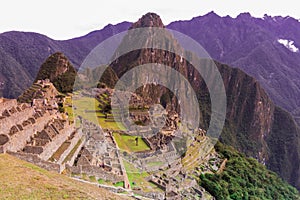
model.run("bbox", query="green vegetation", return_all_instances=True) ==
[97,179,113,186]
[113,133,150,152]
[89,176,97,182]
[71,96,125,130]
[199,142,300,200]
[113,181,124,187]
[146,161,164,167]
[64,96,74,122]
[35,52,76,94]
[74,66,118,90]
[123,160,161,192]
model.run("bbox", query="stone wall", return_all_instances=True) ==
[39,123,75,161]
[8,151,61,173]
[65,135,86,166]
[66,165,123,183]
[133,190,165,200]
[0,99,17,114]
[23,146,44,154]
[4,112,53,152]
[98,184,127,194]
[0,107,34,135]
[57,130,83,165]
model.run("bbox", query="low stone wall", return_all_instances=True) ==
[98,184,126,194]
[66,165,123,183]
[133,190,165,200]
[8,151,61,173]
[23,146,43,154]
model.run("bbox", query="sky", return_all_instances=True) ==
[1,0,299,40]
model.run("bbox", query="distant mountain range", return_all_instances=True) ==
[1,11,300,191]
[168,12,300,126]
[0,22,130,98]
[1,12,300,126]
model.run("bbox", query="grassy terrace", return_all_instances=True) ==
[123,160,161,192]
[113,181,125,187]
[182,137,216,172]
[65,96,125,130]
[49,142,70,162]
[63,139,82,164]
[113,133,150,153]
[146,161,164,167]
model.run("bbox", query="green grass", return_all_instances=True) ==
[89,176,97,182]
[65,96,72,105]
[146,161,164,167]
[123,160,161,192]
[182,137,215,172]
[63,96,74,122]
[97,179,113,186]
[113,133,150,152]
[70,96,125,130]
[113,181,124,187]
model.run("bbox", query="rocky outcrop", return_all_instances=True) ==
[34,52,76,93]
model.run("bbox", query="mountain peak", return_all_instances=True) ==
[131,12,164,28]
[237,12,253,19]
[205,11,219,17]
[34,52,76,93]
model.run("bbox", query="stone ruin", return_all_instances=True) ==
[0,88,220,199]
[0,98,84,173]
[68,120,124,184]
[18,79,61,112]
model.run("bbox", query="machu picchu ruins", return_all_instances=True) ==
[0,82,225,199]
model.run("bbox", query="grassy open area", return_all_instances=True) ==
[0,154,125,200]
[64,96,74,122]
[113,133,150,152]
[98,179,113,186]
[123,160,161,192]
[113,181,124,187]
[66,96,125,130]
[146,161,164,167]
